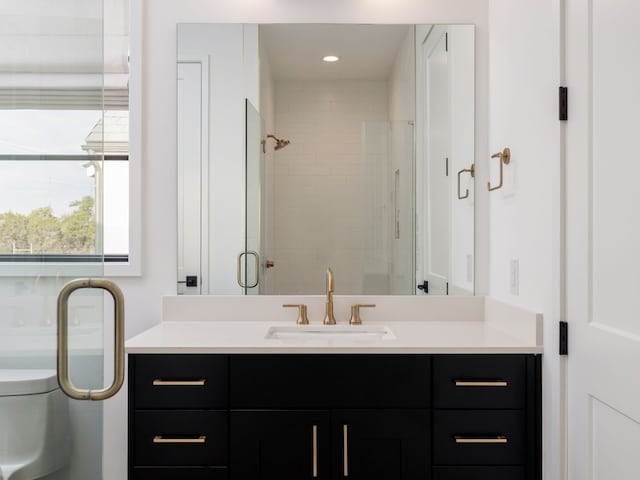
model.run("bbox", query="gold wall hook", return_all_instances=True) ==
[488,147,511,192]
[457,163,475,199]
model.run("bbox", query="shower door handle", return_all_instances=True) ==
[237,251,260,288]
[56,278,125,401]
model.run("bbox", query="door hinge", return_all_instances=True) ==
[445,32,448,52]
[559,321,568,355]
[445,157,449,176]
[417,281,428,293]
[559,87,568,121]
[446,282,449,295]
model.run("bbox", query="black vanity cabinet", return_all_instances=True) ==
[128,353,540,480]
[128,354,229,479]
[229,355,431,479]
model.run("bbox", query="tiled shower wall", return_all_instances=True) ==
[272,80,388,294]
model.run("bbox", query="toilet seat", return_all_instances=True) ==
[0,369,58,396]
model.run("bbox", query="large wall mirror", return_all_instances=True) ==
[177,23,475,296]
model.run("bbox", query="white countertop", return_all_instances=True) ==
[126,319,542,354]
[125,296,543,354]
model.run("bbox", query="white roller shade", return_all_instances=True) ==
[0,0,128,109]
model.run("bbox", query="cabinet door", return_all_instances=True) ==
[332,410,430,479]
[231,411,330,480]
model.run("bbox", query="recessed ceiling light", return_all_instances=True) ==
[323,55,340,62]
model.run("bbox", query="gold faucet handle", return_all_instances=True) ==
[349,304,376,325]
[283,304,309,325]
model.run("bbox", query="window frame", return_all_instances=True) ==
[0,1,142,278]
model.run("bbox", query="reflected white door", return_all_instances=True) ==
[421,26,450,295]
[566,0,640,477]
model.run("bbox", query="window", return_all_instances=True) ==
[0,0,139,275]
[0,109,129,263]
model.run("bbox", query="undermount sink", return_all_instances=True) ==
[265,324,395,341]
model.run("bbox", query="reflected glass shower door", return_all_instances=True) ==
[0,1,116,479]
[243,99,266,294]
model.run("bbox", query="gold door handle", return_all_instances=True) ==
[57,278,125,401]
[488,147,511,191]
[152,379,207,386]
[454,436,508,444]
[343,424,349,477]
[457,164,475,199]
[153,435,206,444]
[455,380,508,387]
[312,424,318,478]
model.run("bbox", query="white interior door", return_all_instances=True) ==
[566,0,640,477]
[421,26,450,295]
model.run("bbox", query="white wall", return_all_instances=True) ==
[488,0,563,478]
[104,1,490,478]
[273,80,388,294]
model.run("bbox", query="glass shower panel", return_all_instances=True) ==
[361,120,415,295]
[244,99,265,294]
[0,1,107,479]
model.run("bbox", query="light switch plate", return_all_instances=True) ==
[510,259,519,296]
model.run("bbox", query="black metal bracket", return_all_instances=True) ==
[559,87,568,121]
[559,321,568,355]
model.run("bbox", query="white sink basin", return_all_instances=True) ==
[265,324,395,341]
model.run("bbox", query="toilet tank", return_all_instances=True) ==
[0,370,70,478]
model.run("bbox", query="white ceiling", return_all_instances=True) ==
[260,24,412,81]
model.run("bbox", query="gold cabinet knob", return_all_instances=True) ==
[283,304,309,325]
[265,260,275,268]
[349,304,376,325]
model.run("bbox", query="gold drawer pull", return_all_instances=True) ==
[312,425,318,478]
[153,435,206,444]
[455,436,508,444]
[343,424,349,477]
[152,379,206,386]
[454,380,508,387]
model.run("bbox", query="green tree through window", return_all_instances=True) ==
[0,196,96,254]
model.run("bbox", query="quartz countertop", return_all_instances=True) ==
[125,296,543,354]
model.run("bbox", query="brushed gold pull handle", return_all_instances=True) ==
[153,379,206,386]
[343,424,349,477]
[455,435,508,444]
[312,425,318,478]
[488,147,511,191]
[153,435,206,444]
[282,304,309,325]
[457,164,475,199]
[57,278,125,401]
[455,380,508,387]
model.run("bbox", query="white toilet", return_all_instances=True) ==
[0,369,70,480]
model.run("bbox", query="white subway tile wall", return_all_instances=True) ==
[273,80,388,294]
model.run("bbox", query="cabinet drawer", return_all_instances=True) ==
[433,410,526,465]
[133,354,227,409]
[132,466,228,479]
[230,355,430,408]
[433,355,526,409]
[134,411,228,466]
[433,466,526,480]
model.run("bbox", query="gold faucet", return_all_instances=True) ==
[323,268,336,325]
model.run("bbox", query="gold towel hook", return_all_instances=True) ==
[457,164,475,199]
[488,147,511,191]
